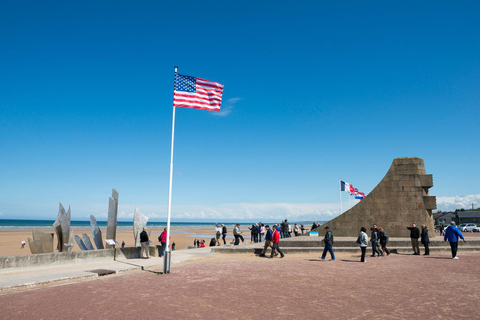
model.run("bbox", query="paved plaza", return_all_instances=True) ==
[1,250,479,319]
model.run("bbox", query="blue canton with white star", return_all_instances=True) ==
[175,74,196,92]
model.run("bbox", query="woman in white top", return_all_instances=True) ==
[357,227,369,262]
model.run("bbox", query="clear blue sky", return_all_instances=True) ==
[1,1,479,221]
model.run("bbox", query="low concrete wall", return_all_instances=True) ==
[0,246,159,270]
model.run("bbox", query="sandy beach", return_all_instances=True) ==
[0,225,252,257]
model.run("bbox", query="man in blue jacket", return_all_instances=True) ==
[444,221,466,259]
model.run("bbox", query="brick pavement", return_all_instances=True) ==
[1,250,479,319]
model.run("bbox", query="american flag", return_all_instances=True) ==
[173,73,224,111]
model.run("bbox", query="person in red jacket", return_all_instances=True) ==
[270,224,284,258]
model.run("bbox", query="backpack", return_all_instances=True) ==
[223,226,227,234]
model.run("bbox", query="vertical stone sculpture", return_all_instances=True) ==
[66,230,74,253]
[82,234,95,250]
[90,215,104,249]
[28,228,54,254]
[74,235,88,251]
[133,207,149,247]
[317,157,436,237]
[106,189,119,248]
[53,203,73,252]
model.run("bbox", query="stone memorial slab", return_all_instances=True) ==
[82,234,95,250]
[53,203,72,252]
[106,189,119,248]
[74,235,88,251]
[133,207,149,247]
[30,228,54,253]
[90,215,104,249]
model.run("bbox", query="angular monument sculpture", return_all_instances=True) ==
[74,235,88,251]
[28,228,54,254]
[106,189,119,248]
[90,215,104,249]
[53,203,74,252]
[317,157,436,237]
[82,234,95,250]
[133,207,149,247]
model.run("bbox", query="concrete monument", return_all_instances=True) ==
[53,203,74,252]
[316,157,436,237]
[28,228,54,254]
[133,207,149,247]
[90,215,104,249]
[106,189,119,248]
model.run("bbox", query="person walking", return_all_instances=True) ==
[221,224,227,245]
[159,228,168,257]
[260,225,274,257]
[407,223,420,255]
[233,224,244,245]
[140,227,150,259]
[421,225,430,255]
[370,227,381,257]
[439,223,445,236]
[320,226,335,261]
[378,227,390,256]
[300,224,305,235]
[357,227,369,262]
[215,223,222,246]
[270,224,284,258]
[259,223,264,242]
[444,221,466,259]
[21,240,25,249]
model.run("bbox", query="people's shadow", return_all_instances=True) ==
[424,256,452,260]
[340,259,363,263]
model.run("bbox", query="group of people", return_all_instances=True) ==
[138,227,174,259]
[349,221,466,262]
[193,239,206,248]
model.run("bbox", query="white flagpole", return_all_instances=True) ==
[164,66,178,274]
[339,179,342,214]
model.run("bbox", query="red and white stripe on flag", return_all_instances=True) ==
[173,74,224,111]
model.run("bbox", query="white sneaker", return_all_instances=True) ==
[453,256,459,260]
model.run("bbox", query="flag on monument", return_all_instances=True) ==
[173,73,224,111]
[355,191,365,200]
[340,181,352,193]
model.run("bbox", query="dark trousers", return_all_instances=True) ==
[160,242,166,257]
[371,241,381,257]
[321,244,335,260]
[381,243,390,255]
[361,246,366,262]
[270,242,284,257]
[450,242,458,258]
[222,234,226,245]
[234,235,240,245]
[423,243,430,255]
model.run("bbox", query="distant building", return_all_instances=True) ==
[456,211,480,224]
[434,210,480,225]
[435,212,455,225]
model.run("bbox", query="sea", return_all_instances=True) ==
[0,219,318,230]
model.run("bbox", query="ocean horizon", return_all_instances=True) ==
[0,219,322,230]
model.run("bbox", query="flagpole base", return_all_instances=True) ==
[163,251,171,274]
